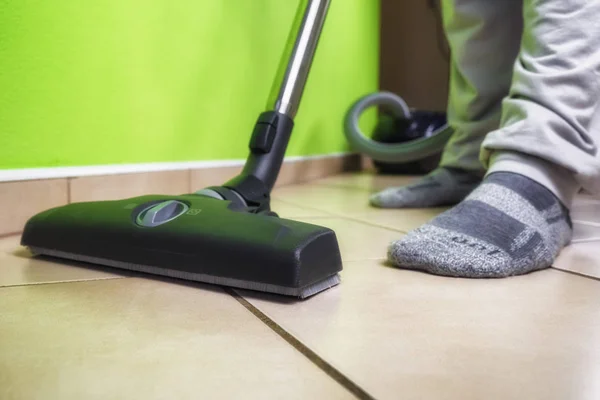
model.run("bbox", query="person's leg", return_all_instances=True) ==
[482,0,600,203]
[388,0,600,278]
[370,0,523,208]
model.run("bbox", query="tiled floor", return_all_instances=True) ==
[2,172,600,399]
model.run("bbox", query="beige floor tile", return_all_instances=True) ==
[272,184,381,215]
[573,193,600,206]
[314,172,416,192]
[0,278,353,400]
[572,198,600,225]
[351,207,446,232]
[275,155,362,187]
[555,241,600,280]
[296,218,401,261]
[0,179,68,236]
[573,222,600,243]
[70,171,190,202]
[0,236,126,287]
[311,173,449,232]
[271,199,330,218]
[0,235,23,253]
[239,264,600,400]
[273,183,446,232]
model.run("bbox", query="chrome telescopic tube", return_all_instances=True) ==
[267,0,331,118]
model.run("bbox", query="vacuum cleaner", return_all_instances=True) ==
[20,0,342,299]
[344,91,453,174]
[343,0,453,174]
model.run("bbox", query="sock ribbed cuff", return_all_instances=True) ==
[486,151,579,208]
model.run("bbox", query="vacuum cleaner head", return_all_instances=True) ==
[21,194,342,298]
[20,0,341,299]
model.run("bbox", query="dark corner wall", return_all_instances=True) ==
[380,0,450,112]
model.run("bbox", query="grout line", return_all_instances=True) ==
[272,185,433,235]
[551,267,600,283]
[272,196,412,233]
[313,182,375,192]
[279,198,414,234]
[337,215,412,234]
[311,177,418,193]
[573,220,600,227]
[572,238,600,244]
[225,288,375,400]
[272,197,339,218]
[0,231,22,239]
[0,276,128,289]
[287,215,343,220]
[320,211,412,234]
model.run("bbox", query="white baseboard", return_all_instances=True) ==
[0,152,354,182]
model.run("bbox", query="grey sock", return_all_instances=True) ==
[387,172,573,278]
[369,167,482,208]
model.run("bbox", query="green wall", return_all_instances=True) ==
[0,0,378,169]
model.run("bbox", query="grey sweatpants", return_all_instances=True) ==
[438,0,600,207]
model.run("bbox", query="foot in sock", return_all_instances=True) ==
[387,172,573,278]
[369,167,482,209]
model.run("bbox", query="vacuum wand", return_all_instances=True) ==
[268,0,331,119]
[221,0,331,199]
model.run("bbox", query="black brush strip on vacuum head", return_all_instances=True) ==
[28,247,341,298]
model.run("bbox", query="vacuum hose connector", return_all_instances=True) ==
[344,91,454,164]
